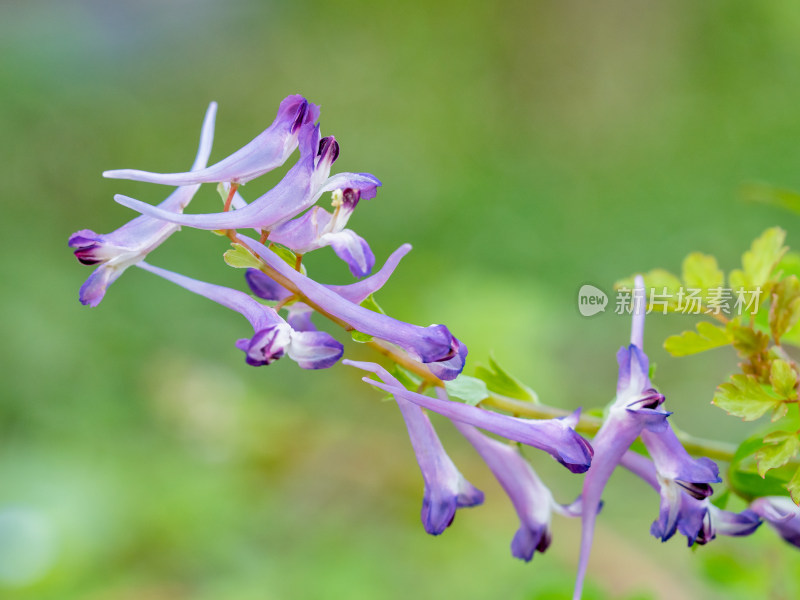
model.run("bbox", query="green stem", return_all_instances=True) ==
[232,235,738,463]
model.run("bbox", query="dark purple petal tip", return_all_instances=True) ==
[317,136,340,166]
[290,99,309,134]
[676,481,714,501]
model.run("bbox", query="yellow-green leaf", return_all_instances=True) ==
[664,322,732,357]
[682,252,724,295]
[728,323,769,359]
[223,243,262,269]
[713,374,781,421]
[788,466,800,505]
[741,227,788,289]
[770,358,798,400]
[756,431,800,478]
[770,275,800,344]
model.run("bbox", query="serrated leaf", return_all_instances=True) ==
[770,358,798,400]
[788,466,800,505]
[360,294,385,315]
[444,376,490,406]
[770,275,800,344]
[350,330,373,343]
[664,322,732,357]
[713,374,781,421]
[223,243,263,269]
[741,227,788,289]
[729,433,798,499]
[742,182,800,216]
[682,252,725,296]
[728,323,769,359]
[474,355,538,402]
[756,431,800,477]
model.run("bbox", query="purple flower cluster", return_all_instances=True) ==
[69,95,466,375]
[70,95,597,560]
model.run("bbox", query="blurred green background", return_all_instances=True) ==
[3,0,800,598]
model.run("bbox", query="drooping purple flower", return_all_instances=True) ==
[136,262,343,369]
[393,387,484,535]
[114,121,381,233]
[750,496,800,548]
[241,235,465,378]
[573,275,670,600]
[68,102,217,307]
[454,421,577,561]
[268,187,375,277]
[620,451,761,547]
[640,426,720,541]
[244,244,412,332]
[104,95,319,186]
[343,361,593,472]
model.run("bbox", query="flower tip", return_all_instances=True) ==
[421,497,457,535]
[511,525,552,561]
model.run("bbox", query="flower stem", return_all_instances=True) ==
[232,234,737,463]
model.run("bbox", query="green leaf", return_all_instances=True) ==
[729,434,798,500]
[713,374,781,421]
[223,243,263,269]
[664,322,732,357]
[682,252,725,296]
[474,355,538,402]
[770,275,800,344]
[770,358,798,400]
[360,294,385,315]
[728,322,769,359]
[788,466,800,505]
[390,365,422,392]
[350,330,373,343]
[444,376,490,406]
[736,226,788,290]
[742,182,800,216]
[755,431,800,477]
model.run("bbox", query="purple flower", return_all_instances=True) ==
[640,426,720,541]
[454,421,577,561]
[136,262,343,369]
[114,122,381,233]
[103,95,319,186]
[394,388,484,535]
[751,496,800,548]
[573,275,670,600]
[343,361,593,472]
[621,451,761,547]
[68,102,217,306]
[245,243,412,332]
[241,235,465,377]
[268,187,374,277]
